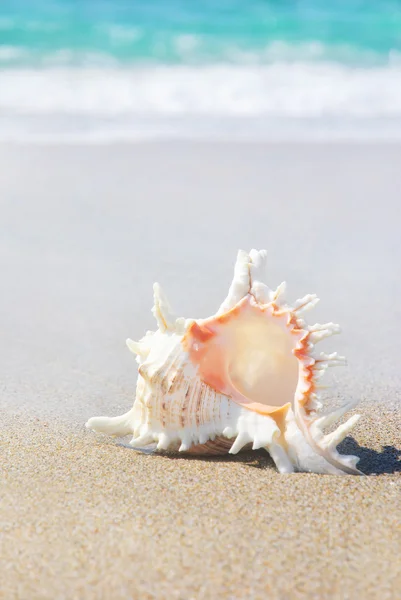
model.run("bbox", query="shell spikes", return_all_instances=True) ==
[86,249,362,475]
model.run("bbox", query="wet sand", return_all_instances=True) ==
[1,142,401,598]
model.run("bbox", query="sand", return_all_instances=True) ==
[1,142,401,599]
[2,408,401,600]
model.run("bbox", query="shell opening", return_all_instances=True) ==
[227,311,299,409]
[185,298,300,415]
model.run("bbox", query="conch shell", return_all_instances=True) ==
[86,250,362,475]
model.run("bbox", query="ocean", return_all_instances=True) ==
[1,0,401,141]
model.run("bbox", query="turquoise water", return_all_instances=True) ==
[1,0,401,65]
[1,0,401,140]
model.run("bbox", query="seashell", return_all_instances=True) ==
[86,249,362,475]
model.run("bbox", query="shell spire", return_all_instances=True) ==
[218,249,253,314]
[86,249,362,475]
[152,282,177,332]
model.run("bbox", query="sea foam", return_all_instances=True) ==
[1,61,401,141]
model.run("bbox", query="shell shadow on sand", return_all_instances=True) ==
[337,437,401,475]
[114,436,401,475]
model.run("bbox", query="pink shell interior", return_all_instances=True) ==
[182,295,307,423]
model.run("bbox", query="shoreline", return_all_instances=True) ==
[4,137,401,147]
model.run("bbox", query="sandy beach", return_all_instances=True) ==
[1,142,401,598]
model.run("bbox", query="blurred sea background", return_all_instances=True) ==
[1,0,401,141]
